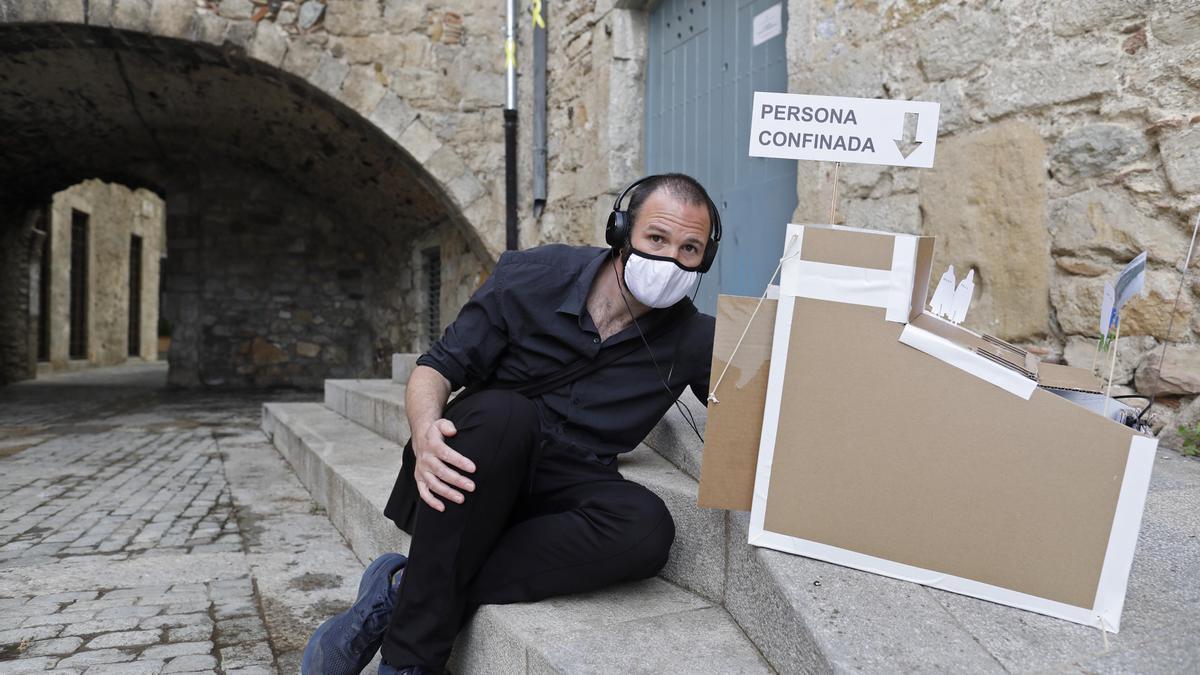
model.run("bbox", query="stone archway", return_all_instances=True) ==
[0,12,497,387]
[0,1,500,255]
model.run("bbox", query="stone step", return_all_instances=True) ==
[724,447,1200,675]
[324,378,410,445]
[639,399,1200,671]
[260,401,772,674]
[261,401,410,561]
[311,379,1200,673]
[641,400,707,482]
[322,379,726,604]
[619,445,726,604]
[391,353,419,385]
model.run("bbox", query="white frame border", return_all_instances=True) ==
[747,226,1158,632]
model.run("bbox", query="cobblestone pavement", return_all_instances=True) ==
[0,362,370,673]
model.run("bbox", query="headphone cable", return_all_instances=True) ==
[609,252,706,445]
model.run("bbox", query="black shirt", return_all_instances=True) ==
[416,244,715,463]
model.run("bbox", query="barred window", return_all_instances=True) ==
[423,247,441,346]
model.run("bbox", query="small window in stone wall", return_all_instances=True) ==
[423,247,441,346]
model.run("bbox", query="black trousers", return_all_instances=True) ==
[380,390,676,671]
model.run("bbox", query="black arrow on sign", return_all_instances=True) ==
[894,112,922,158]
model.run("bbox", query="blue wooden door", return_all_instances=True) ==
[646,0,796,313]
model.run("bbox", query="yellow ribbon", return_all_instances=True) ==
[532,0,546,29]
[504,37,516,68]
[501,36,516,68]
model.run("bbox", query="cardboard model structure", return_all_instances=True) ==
[699,224,1157,631]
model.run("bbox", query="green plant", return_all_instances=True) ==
[1178,422,1200,457]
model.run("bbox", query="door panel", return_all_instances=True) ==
[647,0,796,313]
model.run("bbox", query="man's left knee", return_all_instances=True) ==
[622,491,676,578]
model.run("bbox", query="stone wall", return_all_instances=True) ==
[160,167,472,389]
[209,0,646,252]
[0,207,37,386]
[786,0,1200,431]
[8,0,1196,434]
[402,221,491,354]
[0,0,648,386]
[219,0,648,349]
[42,180,166,372]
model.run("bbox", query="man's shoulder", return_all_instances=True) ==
[682,304,715,339]
[498,243,606,271]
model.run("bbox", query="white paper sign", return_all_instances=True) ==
[1113,251,1147,311]
[749,91,941,168]
[1100,281,1115,337]
[752,4,782,46]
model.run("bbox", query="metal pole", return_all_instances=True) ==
[532,0,547,219]
[504,0,519,250]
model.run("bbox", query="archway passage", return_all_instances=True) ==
[0,23,476,388]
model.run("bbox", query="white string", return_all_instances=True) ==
[1103,320,1121,418]
[1098,615,1111,652]
[1143,210,1200,420]
[708,234,802,405]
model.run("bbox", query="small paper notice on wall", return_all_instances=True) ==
[753,3,783,47]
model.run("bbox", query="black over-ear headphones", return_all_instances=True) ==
[605,175,722,273]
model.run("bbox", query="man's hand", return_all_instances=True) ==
[412,418,477,512]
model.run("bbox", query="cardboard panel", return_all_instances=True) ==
[910,305,988,351]
[1039,362,1104,393]
[698,295,776,511]
[799,226,895,270]
[760,297,1137,609]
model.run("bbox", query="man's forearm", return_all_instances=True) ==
[406,365,453,436]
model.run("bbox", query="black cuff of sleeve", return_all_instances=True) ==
[414,353,465,391]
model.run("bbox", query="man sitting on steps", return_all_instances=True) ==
[302,173,720,675]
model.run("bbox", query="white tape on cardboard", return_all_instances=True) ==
[898,322,1038,400]
[752,432,1158,631]
[748,294,797,543]
[746,528,1115,630]
[751,231,1150,632]
[887,235,917,322]
[780,225,916,323]
[1091,434,1157,631]
[780,259,892,307]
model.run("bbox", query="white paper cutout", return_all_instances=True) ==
[929,264,956,318]
[949,269,974,324]
[1100,281,1115,337]
[1113,251,1147,311]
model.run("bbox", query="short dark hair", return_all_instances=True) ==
[626,173,714,238]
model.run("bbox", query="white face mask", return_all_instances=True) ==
[622,249,700,308]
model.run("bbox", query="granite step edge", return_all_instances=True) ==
[260,400,770,674]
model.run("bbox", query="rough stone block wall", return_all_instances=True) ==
[400,221,490,354]
[161,168,449,389]
[0,0,646,385]
[209,0,643,251]
[223,0,646,350]
[0,207,36,387]
[787,0,1200,431]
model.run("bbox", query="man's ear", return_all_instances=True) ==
[619,244,633,265]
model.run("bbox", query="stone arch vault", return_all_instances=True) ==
[0,7,499,387]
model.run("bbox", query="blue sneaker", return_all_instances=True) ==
[301,553,408,675]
